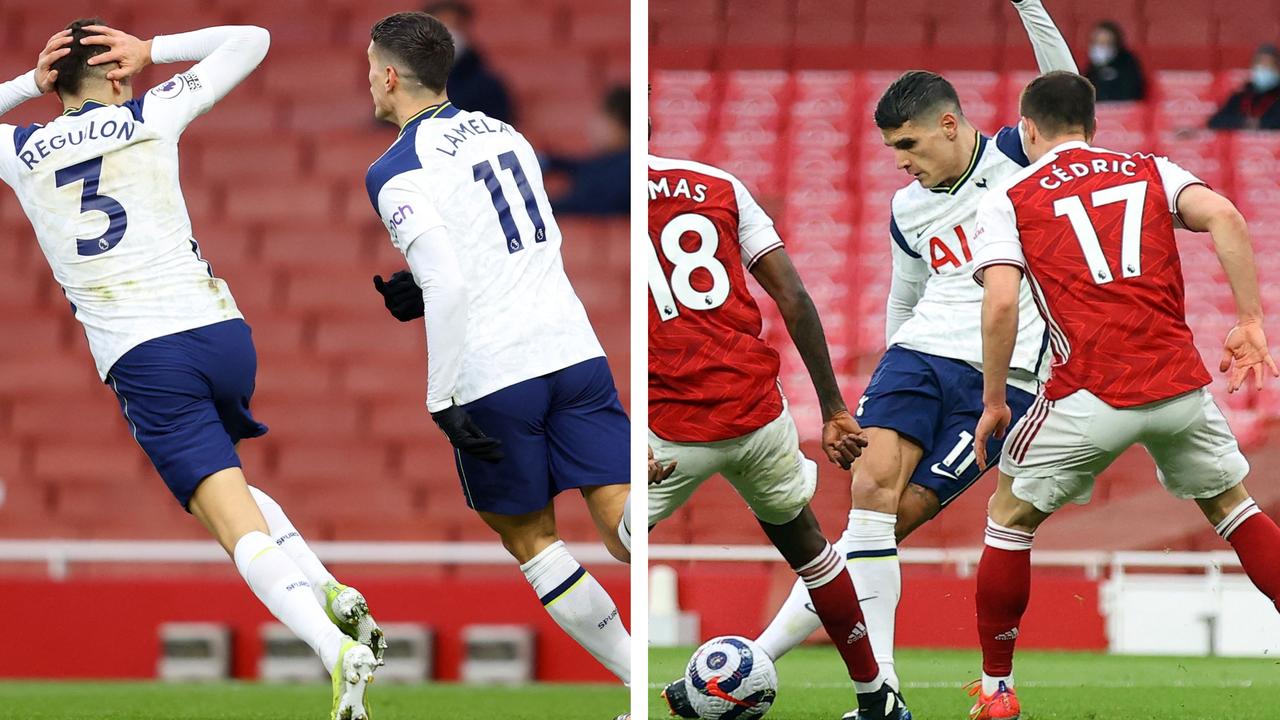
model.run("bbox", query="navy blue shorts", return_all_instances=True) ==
[106,319,268,509]
[455,357,629,516]
[855,346,1035,507]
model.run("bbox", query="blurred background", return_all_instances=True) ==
[0,0,629,685]
[649,0,1280,659]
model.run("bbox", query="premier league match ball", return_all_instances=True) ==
[685,636,778,719]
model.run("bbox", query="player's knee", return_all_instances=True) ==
[850,461,901,512]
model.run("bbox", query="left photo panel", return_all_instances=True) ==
[0,1,633,718]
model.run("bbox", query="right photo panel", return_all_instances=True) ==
[647,1,1280,718]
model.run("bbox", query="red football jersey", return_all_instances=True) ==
[973,142,1212,407]
[648,155,785,442]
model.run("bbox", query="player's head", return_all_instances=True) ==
[368,11,455,124]
[875,71,972,189]
[1018,71,1097,163]
[51,18,129,104]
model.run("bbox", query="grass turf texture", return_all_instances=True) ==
[0,681,627,719]
[650,646,1280,719]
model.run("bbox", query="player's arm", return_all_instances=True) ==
[1175,182,1280,391]
[1010,0,1078,74]
[377,176,503,462]
[80,24,269,133]
[886,215,929,345]
[971,191,1027,467]
[751,249,866,469]
[0,30,73,118]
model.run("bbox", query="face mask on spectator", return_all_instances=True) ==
[1089,44,1116,66]
[1253,65,1280,92]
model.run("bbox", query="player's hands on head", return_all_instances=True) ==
[373,270,425,322]
[974,404,1012,469]
[648,445,676,485]
[430,404,504,463]
[821,410,869,470]
[79,26,152,82]
[35,30,74,94]
[1220,320,1280,393]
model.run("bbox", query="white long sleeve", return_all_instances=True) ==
[0,70,41,118]
[148,26,269,119]
[885,270,926,347]
[1012,0,1078,74]
[404,225,469,413]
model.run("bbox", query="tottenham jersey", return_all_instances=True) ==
[367,103,603,406]
[888,127,1051,389]
[0,27,269,380]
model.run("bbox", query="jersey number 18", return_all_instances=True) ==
[648,212,730,321]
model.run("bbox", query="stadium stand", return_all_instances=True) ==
[651,0,1280,552]
[0,0,630,544]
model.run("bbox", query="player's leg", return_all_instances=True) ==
[1144,389,1280,612]
[581,483,631,563]
[479,505,631,683]
[459,368,631,683]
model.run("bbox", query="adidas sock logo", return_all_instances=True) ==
[994,627,1019,641]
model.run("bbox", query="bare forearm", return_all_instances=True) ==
[982,296,1019,406]
[779,291,846,420]
[1209,212,1265,323]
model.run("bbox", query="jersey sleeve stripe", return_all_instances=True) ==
[995,125,1031,167]
[745,241,784,269]
[889,213,921,259]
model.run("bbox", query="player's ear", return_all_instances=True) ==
[939,111,958,140]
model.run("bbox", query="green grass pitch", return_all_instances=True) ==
[0,680,628,719]
[649,646,1280,719]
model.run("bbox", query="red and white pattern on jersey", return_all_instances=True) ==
[980,145,1211,408]
[648,157,784,442]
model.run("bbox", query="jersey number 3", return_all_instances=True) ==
[472,151,546,254]
[56,156,128,257]
[648,212,730,321]
[1053,180,1147,285]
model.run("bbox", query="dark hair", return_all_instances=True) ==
[51,18,110,96]
[1094,20,1126,48]
[423,1,473,21]
[1020,71,1097,138]
[874,71,963,130]
[604,85,628,129]
[371,12,455,94]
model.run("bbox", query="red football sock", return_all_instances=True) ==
[977,520,1034,678]
[1218,499,1280,612]
[796,543,880,684]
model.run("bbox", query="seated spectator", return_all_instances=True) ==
[545,87,629,216]
[1209,44,1280,131]
[425,0,515,123]
[1084,20,1145,102]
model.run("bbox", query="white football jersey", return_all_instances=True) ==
[888,127,1051,389]
[368,103,603,407]
[0,26,269,380]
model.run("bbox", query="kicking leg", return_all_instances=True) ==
[1198,482,1280,612]
[481,504,631,683]
[249,485,386,660]
[756,428,921,692]
[581,483,631,563]
[189,469,350,674]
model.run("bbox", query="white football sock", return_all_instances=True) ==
[233,531,346,672]
[982,673,1014,695]
[617,493,632,554]
[249,486,337,606]
[520,540,630,684]
[755,572,822,661]
[839,509,901,690]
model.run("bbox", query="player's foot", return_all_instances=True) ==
[854,681,910,720]
[966,679,1020,720]
[323,581,387,664]
[661,677,699,718]
[331,640,377,720]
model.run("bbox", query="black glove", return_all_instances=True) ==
[373,270,424,322]
[431,404,505,463]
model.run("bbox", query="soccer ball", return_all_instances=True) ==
[685,636,777,719]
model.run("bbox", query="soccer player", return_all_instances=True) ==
[970,70,1280,720]
[361,12,632,688]
[0,21,383,718]
[648,152,907,720]
[753,0,1076,704]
